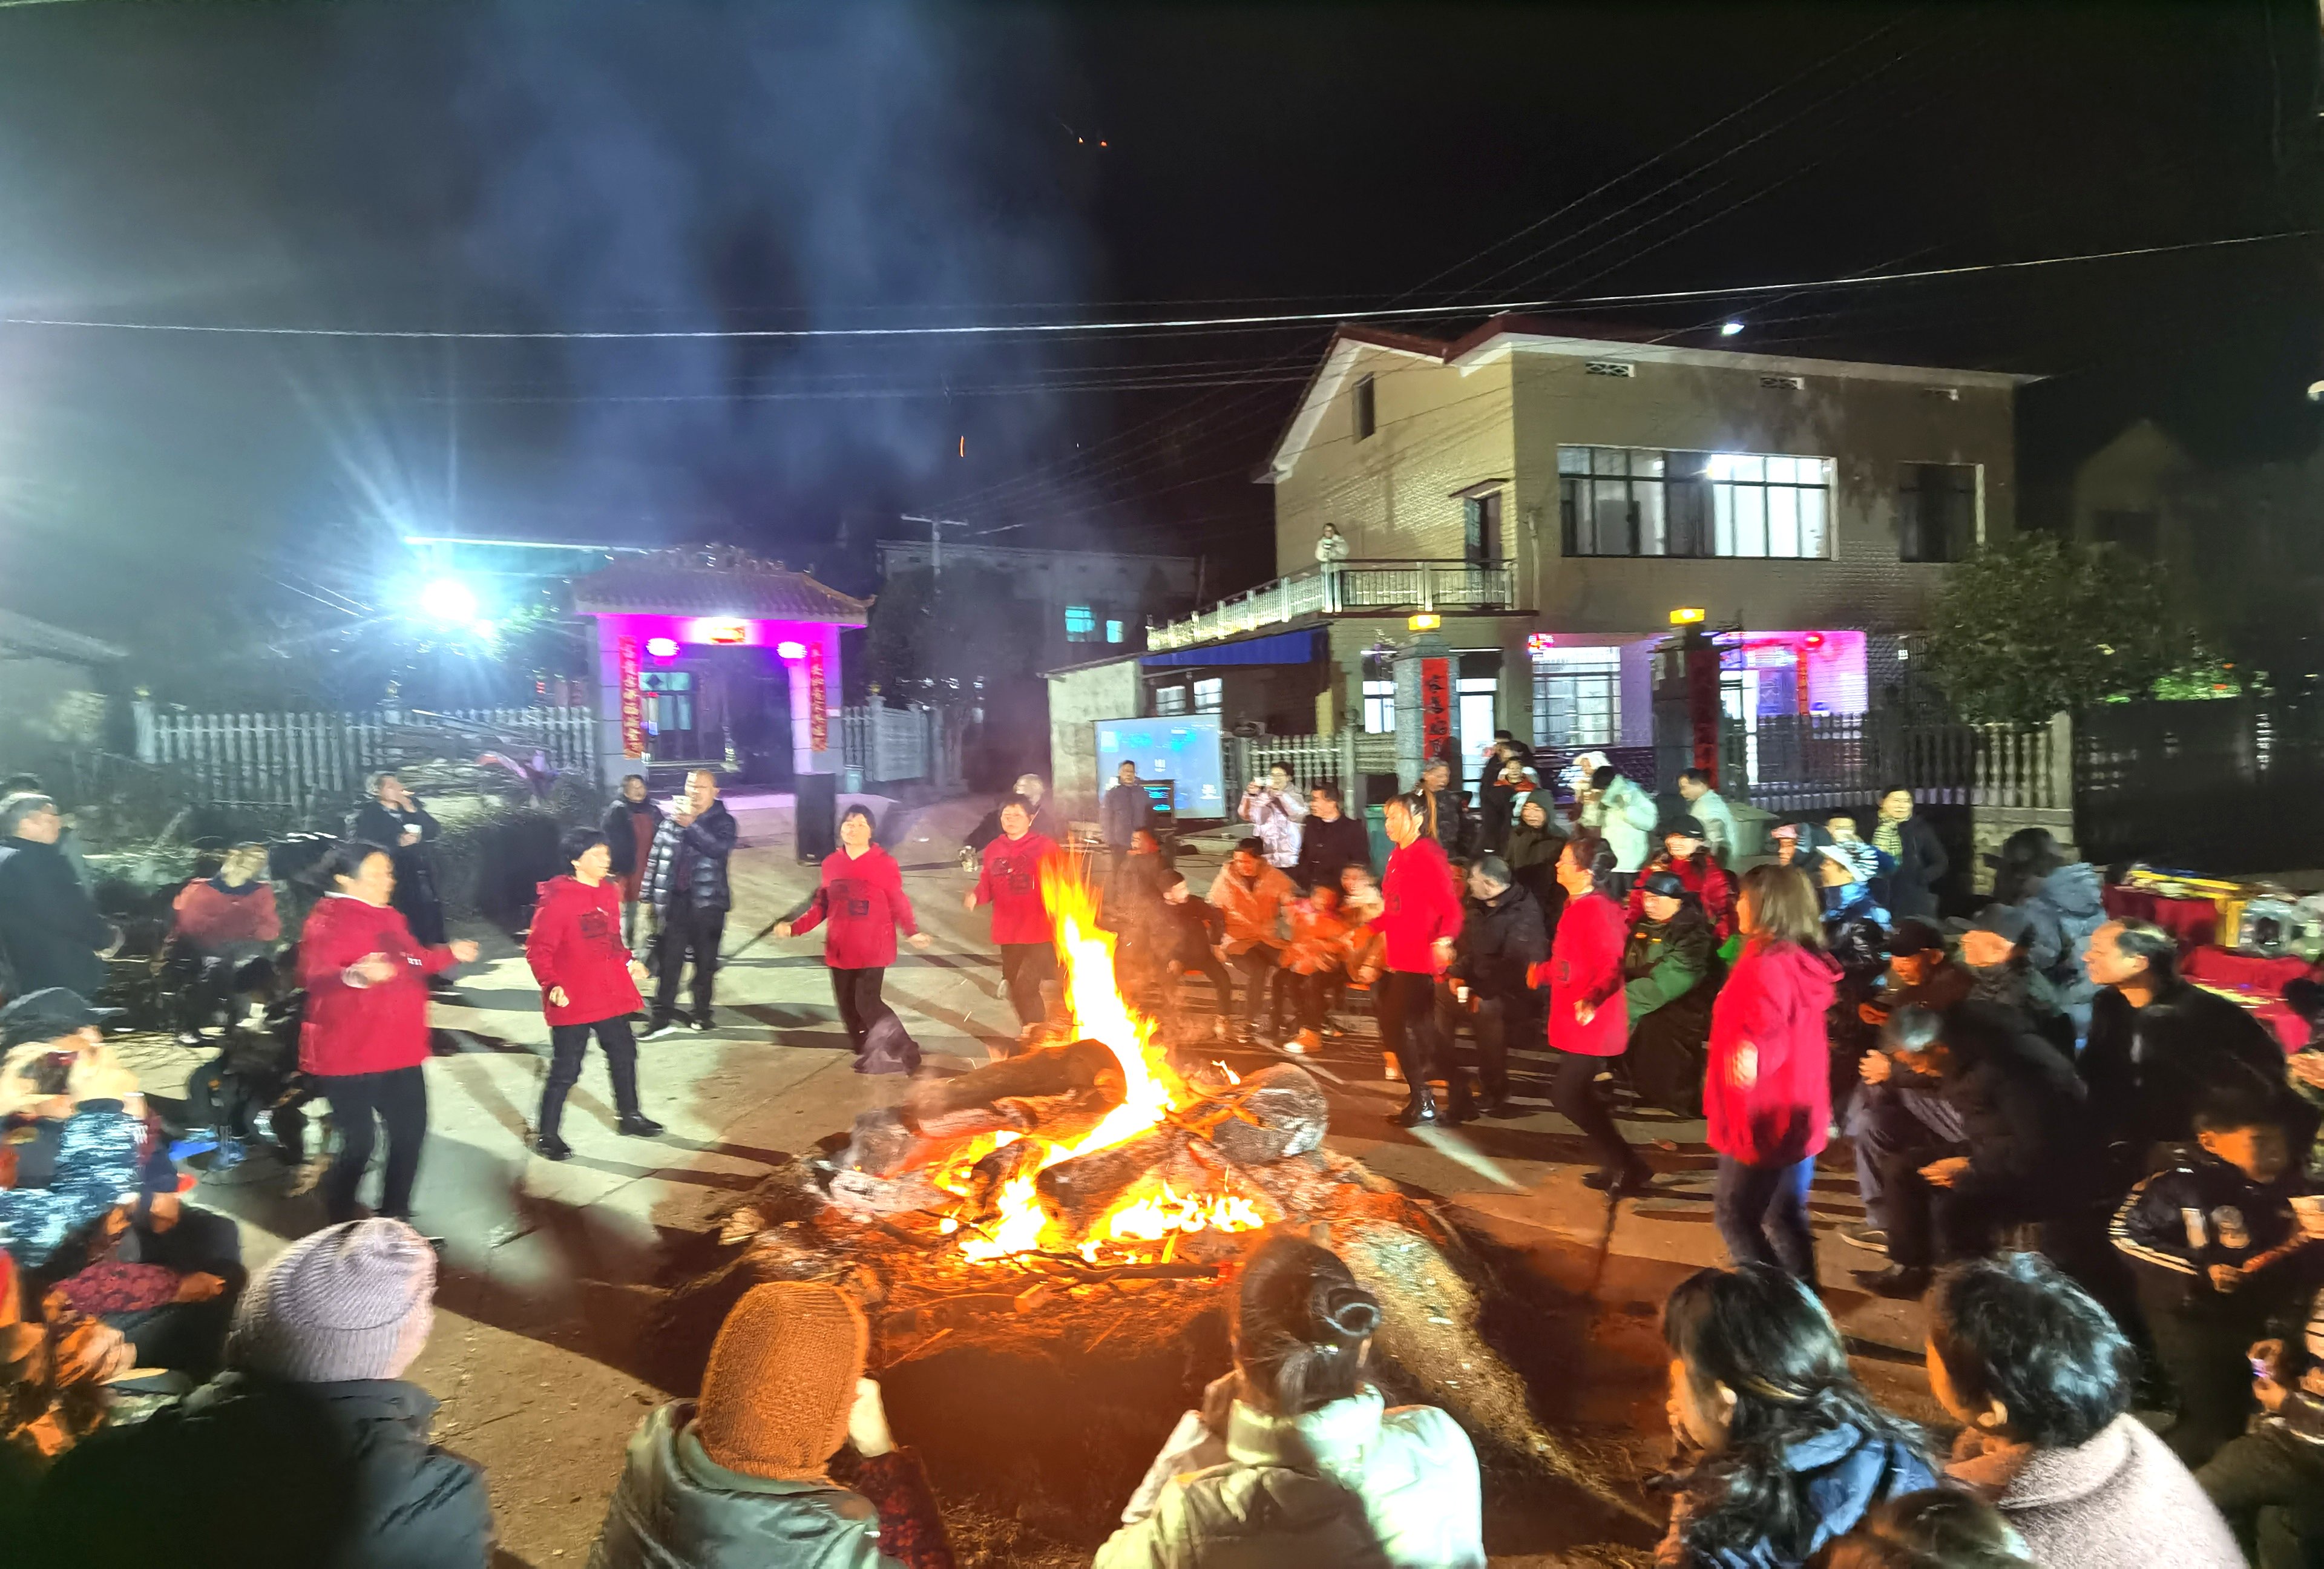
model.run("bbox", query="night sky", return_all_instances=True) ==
[0,1,2314,654]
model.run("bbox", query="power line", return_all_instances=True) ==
[4,230,2306,344]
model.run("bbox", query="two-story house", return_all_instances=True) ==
[1045,314,2032,814]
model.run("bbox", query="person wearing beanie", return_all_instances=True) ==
[592,1280,956,1569]
[27,1218,491,1569]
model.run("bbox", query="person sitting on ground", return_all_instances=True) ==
[1621,870,1719,1119]
[1816,814,1893,930]
[27,1217,493,1569]
[1851,1002,2098,1300]
[1290,780,1370,893]
[0,1010,146,1277]
[162,841,281,1044]
[1504,795,1568,932]
[1857,919,1970,1031]
[1101,827,1169,939]
[1676,768,1739,870]
[2112,1081,2320,1467]
[1276,883,1355,1055]
[1842,993,1965,1261]
[1209,838,1297,1045]
[1952,903,2074,1053]
[0,793,120,1003]
[1096,1235,1483,1569]
[2081,918,2290,1177]
[1448,854,1546,1118]
[2198,1278,2324,1569]
[1632,818,1735,939]
[1658,1262,1935,1568]
[1820,1488,2040,1569]
[592,1280,954,1569]
[1929,1251,2242,1569]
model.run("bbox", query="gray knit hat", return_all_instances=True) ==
[226,1219,436,1383]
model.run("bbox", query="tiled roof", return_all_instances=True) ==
[571,548,869,624]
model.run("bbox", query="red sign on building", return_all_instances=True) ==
[1419,656,1452,761]
[616,636,645,760]
[807,641,829,753]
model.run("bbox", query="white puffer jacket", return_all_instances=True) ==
[1093,1384,1484,1569]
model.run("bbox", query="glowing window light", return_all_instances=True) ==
[1525,631,1557,656]
[776,640,807,660]
[645,637,680,659]
[697,617,749,645]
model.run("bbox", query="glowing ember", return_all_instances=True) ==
[934,855,1265,1265]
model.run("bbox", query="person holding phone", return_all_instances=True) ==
[351,772,446,950]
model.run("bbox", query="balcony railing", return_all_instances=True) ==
[1147,558,1518,651]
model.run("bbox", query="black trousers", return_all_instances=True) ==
[999,942,1053,1027]
[831,967,893,1053]
[1471,993,1528,1102]
[2142,1282,2276,1470]
[1548,1050,1643,1177]
[652,896,725,1027]
[538,1016,641,1140]
[1229,946,1281,1023]
[1377,972,1452,1087]
[1880,1148,2011,1271]
[2199,1423,2324,1569]
[316,1065,428,1225]
[1171,949,1232,1016]
[113,1205,246,1378]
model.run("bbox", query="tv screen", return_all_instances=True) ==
[1094,714,1224,817]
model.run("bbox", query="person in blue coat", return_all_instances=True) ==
[1659,1263,1936,1567]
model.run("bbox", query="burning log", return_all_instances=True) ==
[1034,1125,1190,1237]
[902,1037,1124,1128]
[1183,1064,1330,1165]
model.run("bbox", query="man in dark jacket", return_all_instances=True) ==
[349,772,445,949]
[2081,919,2291,1174]
[2020,857,2106,1032]
[643,770,738,1038]
[1448,855,1546,1118]
[1100,760,1154,864]
[1290,781,1371,892]
[0,793,117,999]
[1873,786,1947,919]
[27,1217,491,1569]
[1419,759,1469,858]
[1855,1002,2099,1298]
[1955,902,2075,1053]
[1620,872,1719,1117]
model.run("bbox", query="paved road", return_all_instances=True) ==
[162,792,1932,1566]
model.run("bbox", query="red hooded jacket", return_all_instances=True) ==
[1376,837,1463,975]
[171,877,281,951]
[973,831,1056,946]
[1704,938,1843,1165]
[298,894,458,1076]
[791,845,919,970]
[527,875,642,1026]
[1546,889,1629,1057]
[1626,850,1735,939]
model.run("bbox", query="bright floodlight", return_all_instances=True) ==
[417,577,479,625]
[1719,320,1744,337]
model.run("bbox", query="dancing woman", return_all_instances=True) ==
[528,827,665,1160]
[778,805,933,1073]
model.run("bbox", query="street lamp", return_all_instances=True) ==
[416,577,479,625]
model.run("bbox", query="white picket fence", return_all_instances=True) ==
[135,705,597,814]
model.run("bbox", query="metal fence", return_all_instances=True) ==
[1721,711,2064,817]
[840,702,945,785]
[136,705,596,814]
[1223,731,1398,798]
[1147,558,1517,651]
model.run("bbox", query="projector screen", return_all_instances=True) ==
[1093,714,1224,818]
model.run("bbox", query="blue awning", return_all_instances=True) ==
[1140,628,1321,669]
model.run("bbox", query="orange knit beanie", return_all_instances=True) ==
[695,1281,870,1481]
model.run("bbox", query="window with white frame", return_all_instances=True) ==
[1362,679,1396,732]
[1532,647,1622,751]
[1192,677,1223,712]
[1154,684,1189,716]
[1560,446,1833,559]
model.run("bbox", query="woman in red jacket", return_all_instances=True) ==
[1546,831,1653,1196]
[298,841,477,1226]
[1376,791,1467,1127]
[1705,862,1843,1282]
[776,806,933,1073]
[528,827,665,1160]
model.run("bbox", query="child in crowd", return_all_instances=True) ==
[1276,883,1353,1054]
[2112,1082,2321,1467]
[1658,1262,1934,1567]
[2198,1280,2324,1568]
[1097,1235,1483,1568]
[1151,870,1230,1037]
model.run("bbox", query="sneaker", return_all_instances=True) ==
[642,1020,684,1041]
[688,1017,713,1033]
[533,1133,573,1161]
[1840,1225,1889,1255]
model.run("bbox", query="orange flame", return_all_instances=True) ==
[936,854,1265,1265]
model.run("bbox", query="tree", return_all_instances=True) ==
[1919,535,2184,724]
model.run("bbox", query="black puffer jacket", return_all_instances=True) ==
[2081,980,2286,1155]
[1935,1002,2101,1210]
[28,1371,491,1569]
[1449,883,1547,1000]
[0,835,111,997]
[643,800,738,913]
[602,796,665,878]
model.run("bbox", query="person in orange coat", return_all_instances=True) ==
[1276,884,1354,1054]
[298,842,476,1228]
[1207,838,1298,1044]
[1545,831,1653,1196]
